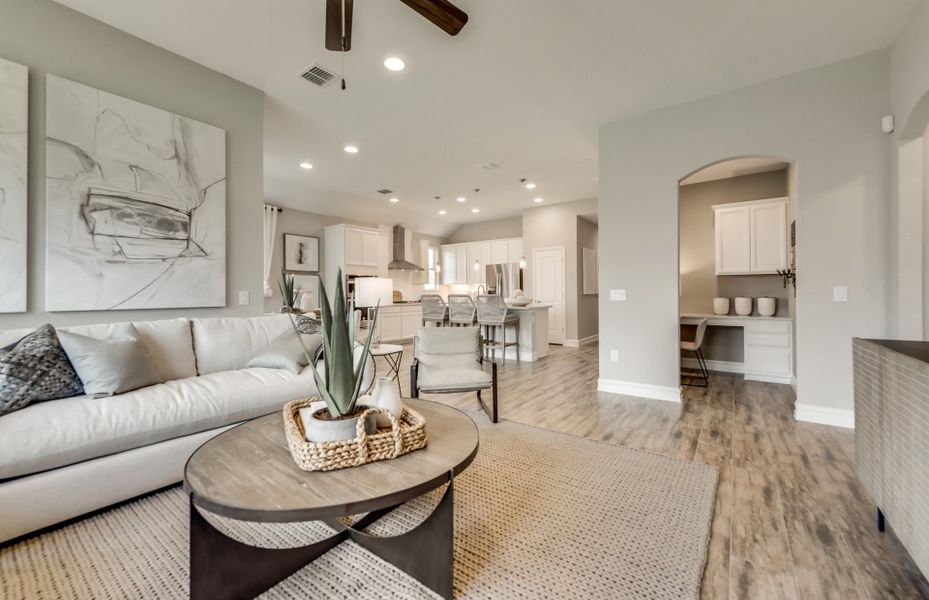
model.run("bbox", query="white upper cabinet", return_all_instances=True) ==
[344,227,365,266]
[325,224,385,285]
[491,240,509,264]
[467,242,492,284]
[361,230,379,267]
[506,238,523,264]
[713,198,788,275]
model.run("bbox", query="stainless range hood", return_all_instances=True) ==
[388,225,424,271]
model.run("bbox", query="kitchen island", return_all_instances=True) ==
[498,303,551,362]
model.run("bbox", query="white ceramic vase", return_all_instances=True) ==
[734,297,753,316]
[757,297,776,317]
[712,297,730,315]
[371,377,404,428]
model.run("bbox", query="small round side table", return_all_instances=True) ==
[370,343,404,397]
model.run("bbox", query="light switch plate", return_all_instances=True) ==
[238,290,250,306]
[610,349,619,362]
[833,286,848,302]
[610,289,627,302]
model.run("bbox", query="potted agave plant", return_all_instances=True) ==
[288,269,378,442]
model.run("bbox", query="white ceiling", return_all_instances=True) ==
[680,157,789,186]
[54,0,916,236]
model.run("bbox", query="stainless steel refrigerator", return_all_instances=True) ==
[485,263,521,297]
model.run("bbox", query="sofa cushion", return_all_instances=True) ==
[0,367,319,480]
[0,318,196,382]
[191,315,294,375]
[57,324,162,397]
[0,325,84,416]
[418,366,492,392]
[63,318,196,382]
[246,331,322,374]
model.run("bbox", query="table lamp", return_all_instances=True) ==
[355,278,394,335]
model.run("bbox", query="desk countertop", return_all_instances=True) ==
[681,313,793,322]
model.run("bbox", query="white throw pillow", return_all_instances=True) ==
[246,331,322,374]
[57,324,162,398]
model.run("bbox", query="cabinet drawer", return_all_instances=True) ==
[746,332,791,349]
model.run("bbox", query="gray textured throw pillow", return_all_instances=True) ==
[0,324,85,416]
[295,315,322,334]
[246,330,322,374]
[57,324,162,398]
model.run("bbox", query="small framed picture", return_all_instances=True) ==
[283,234,319,272]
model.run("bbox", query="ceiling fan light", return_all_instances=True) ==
[384,57,406,71]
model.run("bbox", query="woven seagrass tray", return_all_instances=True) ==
[283,398,428,472]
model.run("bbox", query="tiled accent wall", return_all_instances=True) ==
[853,339,929,578]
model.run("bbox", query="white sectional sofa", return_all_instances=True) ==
[0,314,324,544]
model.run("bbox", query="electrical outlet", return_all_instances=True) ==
[610,349,619,362]
[610,289,627,302]
[238,290,250,306]
[833,286,848,302]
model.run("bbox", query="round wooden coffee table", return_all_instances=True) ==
[183,399,478,600]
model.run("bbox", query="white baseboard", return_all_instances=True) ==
[597,378,681,403]
[564,334,598,348]
[681,358,744,374]
[795,404,854,429]
[790,376,798,393]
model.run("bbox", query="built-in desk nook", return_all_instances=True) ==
[680,314,793,383]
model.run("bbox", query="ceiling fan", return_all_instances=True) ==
[325,0,468,53]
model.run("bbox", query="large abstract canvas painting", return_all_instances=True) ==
[45,75,226,311]
[0,58,28,313]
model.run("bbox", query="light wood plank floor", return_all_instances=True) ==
[379,341,929,600]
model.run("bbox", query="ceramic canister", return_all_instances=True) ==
[757,297,776,317]
[734,297,753,316]
[713,297,730,315]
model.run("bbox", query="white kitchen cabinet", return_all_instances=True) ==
[455,247,468,284]
[361,230,379,267]
[713,198,787,275]
[441,245,459,284]
[506,238,523,264]
[467,242,492,284]
[374,304,423,342]
[344,227,365,266]
[378,310,403,341]
[491,240,509,264]
[377,233,390,278]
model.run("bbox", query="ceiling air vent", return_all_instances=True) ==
[377,189,394,195]
[299,63,336,87]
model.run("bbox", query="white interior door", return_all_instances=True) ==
[533,247,565,345]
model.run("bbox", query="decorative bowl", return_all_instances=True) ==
[506,297,532,307]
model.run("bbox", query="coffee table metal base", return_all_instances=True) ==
[189,475,455,600]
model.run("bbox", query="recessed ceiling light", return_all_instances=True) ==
[471,208,480,213]
[534,197,544,203]
[524,182,536,189]
[299,162,313,170]
[438,210,447,215]
[456,196,466,203]
[384,57,405,72]
[389,197,399,203]
[344,145,359,154]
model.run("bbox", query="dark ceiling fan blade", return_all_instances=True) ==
[398,0,468,36]
[325,0,353,51]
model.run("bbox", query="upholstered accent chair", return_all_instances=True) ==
[410,327,498,423]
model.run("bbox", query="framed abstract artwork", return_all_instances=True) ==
[283,234,319,273]
[45,75,226,311]
[0,57,28,313]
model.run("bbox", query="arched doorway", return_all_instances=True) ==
[676,156,798,394]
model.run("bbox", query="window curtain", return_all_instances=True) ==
[262,205,279,298]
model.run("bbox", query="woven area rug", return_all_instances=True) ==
[0,416,717,599]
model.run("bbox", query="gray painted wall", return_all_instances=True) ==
[446,217,522,244]
[576,216,599,340]
[678,170,789,316]
[522,198,598,343]
[599,51,891,411]
[0,0,264,330]
[891,0,929,140]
